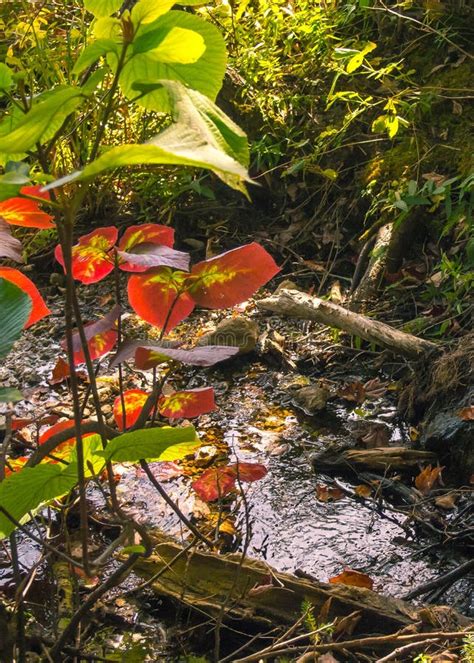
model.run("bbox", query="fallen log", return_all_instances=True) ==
[257,289,438,359]
[312,446,437,473]
[130,532,425,635]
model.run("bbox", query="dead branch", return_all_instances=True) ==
[257,289,438,359]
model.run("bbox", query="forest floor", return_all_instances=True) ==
[1,273,472,661]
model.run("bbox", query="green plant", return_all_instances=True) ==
[0,1,280,658]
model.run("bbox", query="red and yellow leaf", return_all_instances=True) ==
[187,243,280,309]
[72,329,118,365]
[4,456,28,476]
[118,224,182,273]
[113,389,149,430]
[192,462,267,501]
[159,387,216,419]
[0,266,51,327]
[0,185,53,229]
[127,267,195,332]
[192,466,236,502]
[55,227,118,284]
[119,224,174,252]
[329,568,374,590]
[39,419,95,461]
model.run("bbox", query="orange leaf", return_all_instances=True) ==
[159,387,216,419]
[50,357,70,384]
[113,390,150,430]
[187,242,280,309]
[355,484,372,498]
[458,405,474,421]
[316,483,345,502]
[0,266,50,327]
[329,568,374,590]
[415,465,444,495]
[0,186,54,229]
[55,227,117,284]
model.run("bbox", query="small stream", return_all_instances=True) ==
[1,297,472,660]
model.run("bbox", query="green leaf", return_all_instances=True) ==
[83,0,122,17]
[131,0,175,26]
[0,463,78,538]
[0,278,32,358]
[0,387,24,403]
[118,10,226,111]
[95,425,197,463]
[46,80,250,193]
[0,63,13,91]
[346,42,376,74]
[72,39,119,75]
[121,544,146,554]
[0,87,85,153]
[0,171,29,202]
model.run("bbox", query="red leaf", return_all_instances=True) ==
[0,267,51,327]
[119,224,174,251]
[62,306,120,365]
[39,419,95,461]
[112,341,239,369]
[329,569,374,590]
[73,330,117,365]
[113,389,149,430]
[127,267,195,332]
[20,185,51,201]
[192,462,267,502]
[192,466,236,501]
[118,224,178,272]
[229,462,267,482]
[187,243,280,309]
[11,418,34,431]
[159,387,216,419]
[0,185,53,228]
[0,219,23,262]
[55,227,118,284]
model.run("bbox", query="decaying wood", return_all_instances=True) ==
[131,532,420,634]
[257,289,438,359]
[312,446,438,472]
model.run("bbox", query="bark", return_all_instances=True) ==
[312,446,438,473]
[257,289,438,359]
[130,532,420,634]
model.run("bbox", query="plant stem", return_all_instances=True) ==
[57,217,91,577]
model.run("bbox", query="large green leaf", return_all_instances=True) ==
[72,38,120,75]
[0,87,85,153]
[83,0,122,17]
[118,10,226,111]
[0,463,78,538]
[46,80,250,193]
[95,425,197,463]
[131,0,175,26]
[0,278,32,358]
[0,63,13,91]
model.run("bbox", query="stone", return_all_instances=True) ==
[197,316,259,355]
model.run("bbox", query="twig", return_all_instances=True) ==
[375,638,437,663]
[403,558,474,600]
[140,460,213,548]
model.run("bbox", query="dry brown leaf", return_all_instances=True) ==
[337,381,366,404]
[360,424,391,448]
[435,493,457,510]
[332,610,362,637]
[415,465,444,495]
[316,484,345,502]
[363,378,387,399]
[328,568,374,590]
[355,484,372,498]
[458,405,474,421]
[49,357,70,385]
[431,651,459,662]
[317,654,339,663]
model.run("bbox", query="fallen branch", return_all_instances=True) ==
[257,289,438,359]
[403,558,474,600]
